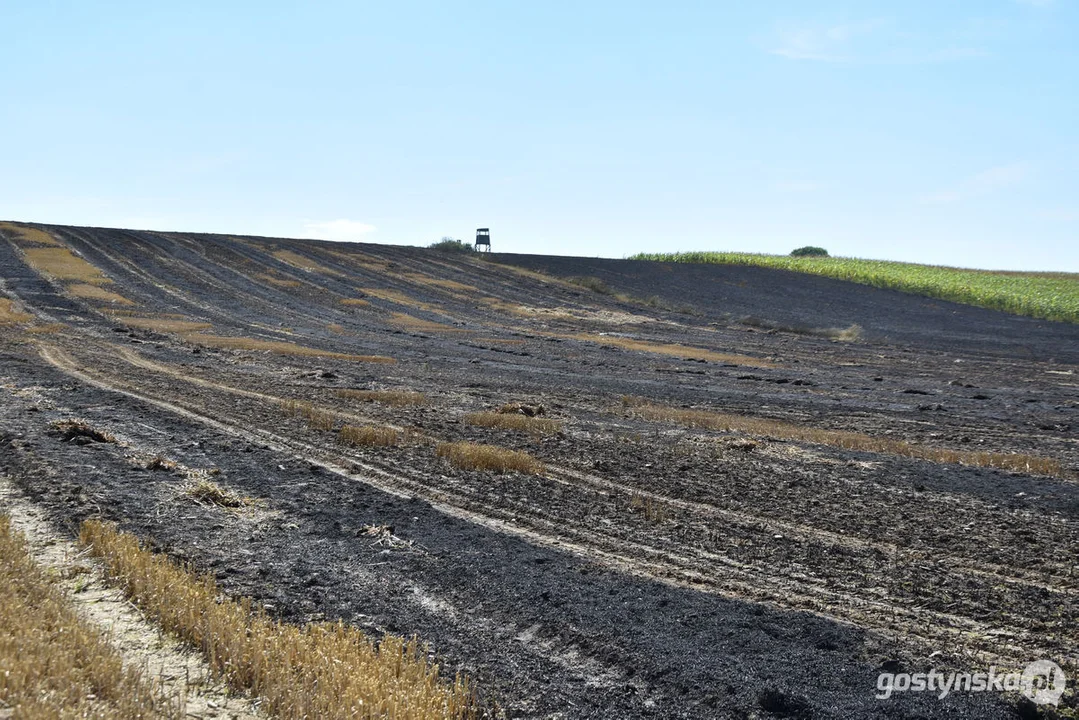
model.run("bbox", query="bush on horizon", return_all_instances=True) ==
[791,246,829,257]
[429,237,474,252]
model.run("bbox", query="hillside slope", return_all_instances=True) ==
[1,222,1076,718]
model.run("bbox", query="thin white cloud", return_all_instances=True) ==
[302,219,377,242]
[922,163,1031,204]
[769,19,885,61]
[774,181,822,193]
[766,18,986,64]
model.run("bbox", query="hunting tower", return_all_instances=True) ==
[475,228,490,252]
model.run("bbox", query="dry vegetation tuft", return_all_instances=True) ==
[186,475,250,508]
[463,411,561,436]
[0,515,180,718]
[390,312,468,333]
[339,424,403,447]
[282,399,337,431]
[340,298,371,307]
[23,322,66,334]
[258,273,303,288]
[624,398,1063,476]
[362,288,436,311]
[400,273,478,293]
[185,334,396,363]
[338,389,427,406]
[740,316,863,341]
[22,246,114,285]
[79,519,476,720]
[117,316,213,333]
[826,324,863,341]
[436,441,544,475]
[49,418,116,444]
[629,493,670,523]
[558,332,775,367]
[272,249,343,276]
[67,283,136,304]
[0,298,33,325]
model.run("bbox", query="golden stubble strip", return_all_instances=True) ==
[436,441,545,475]
[116,316,213,333]
[625,398,1063,476]
[552,331,775,367]
[21,247,114,286]
[184,333,396,363]
[272,249,345,276]
[80,519,476,720]
[361,287,438,311]
[390,312,470,334]
[0,515,180,719]
[0,222,64,246]
[67,283,136,305]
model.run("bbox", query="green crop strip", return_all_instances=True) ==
[629,252,1079,323]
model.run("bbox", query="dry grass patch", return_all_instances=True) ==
[186,475,251,508]
[740,316,864,342]
[825,324,863,341]
[185,334,396,363]
[67,282,135,305]
[0,515,180,718]
[400,273,478,293]
[624,398,1063,476]
[282,399,337,431]
[436,441,544,475]
[0,298,33,325]
[325,249,393,271]
[119,315,213,333]
[79,519,476,720]
[490,263,581,290]
[22,246,113,285]
[338,389,427,406]
[49,418,116,444]
[340,424,403,447]
[0,222,64,246]
[341,297,371,307]
[464,411,561,436]
[477,297,538,318]
[258,272,303,288]
[273,249,343,276]
[559,332,775,367]
[630,493,670,523]
[362,287,437,311]
[23,322,66,334]
[390,312,468,333]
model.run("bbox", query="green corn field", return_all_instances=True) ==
[630,251,1079,324]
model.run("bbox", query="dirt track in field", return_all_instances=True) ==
[1,222,1077,718]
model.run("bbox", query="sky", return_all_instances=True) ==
[1,1,1077,270]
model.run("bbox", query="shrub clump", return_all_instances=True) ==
[429,237,474,253]
[790,246,829,257]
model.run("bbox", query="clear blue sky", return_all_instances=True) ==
[2,1,1077,270]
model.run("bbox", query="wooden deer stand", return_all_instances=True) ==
[475,228,491,252]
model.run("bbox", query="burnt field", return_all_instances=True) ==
[1,222,1077,718]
